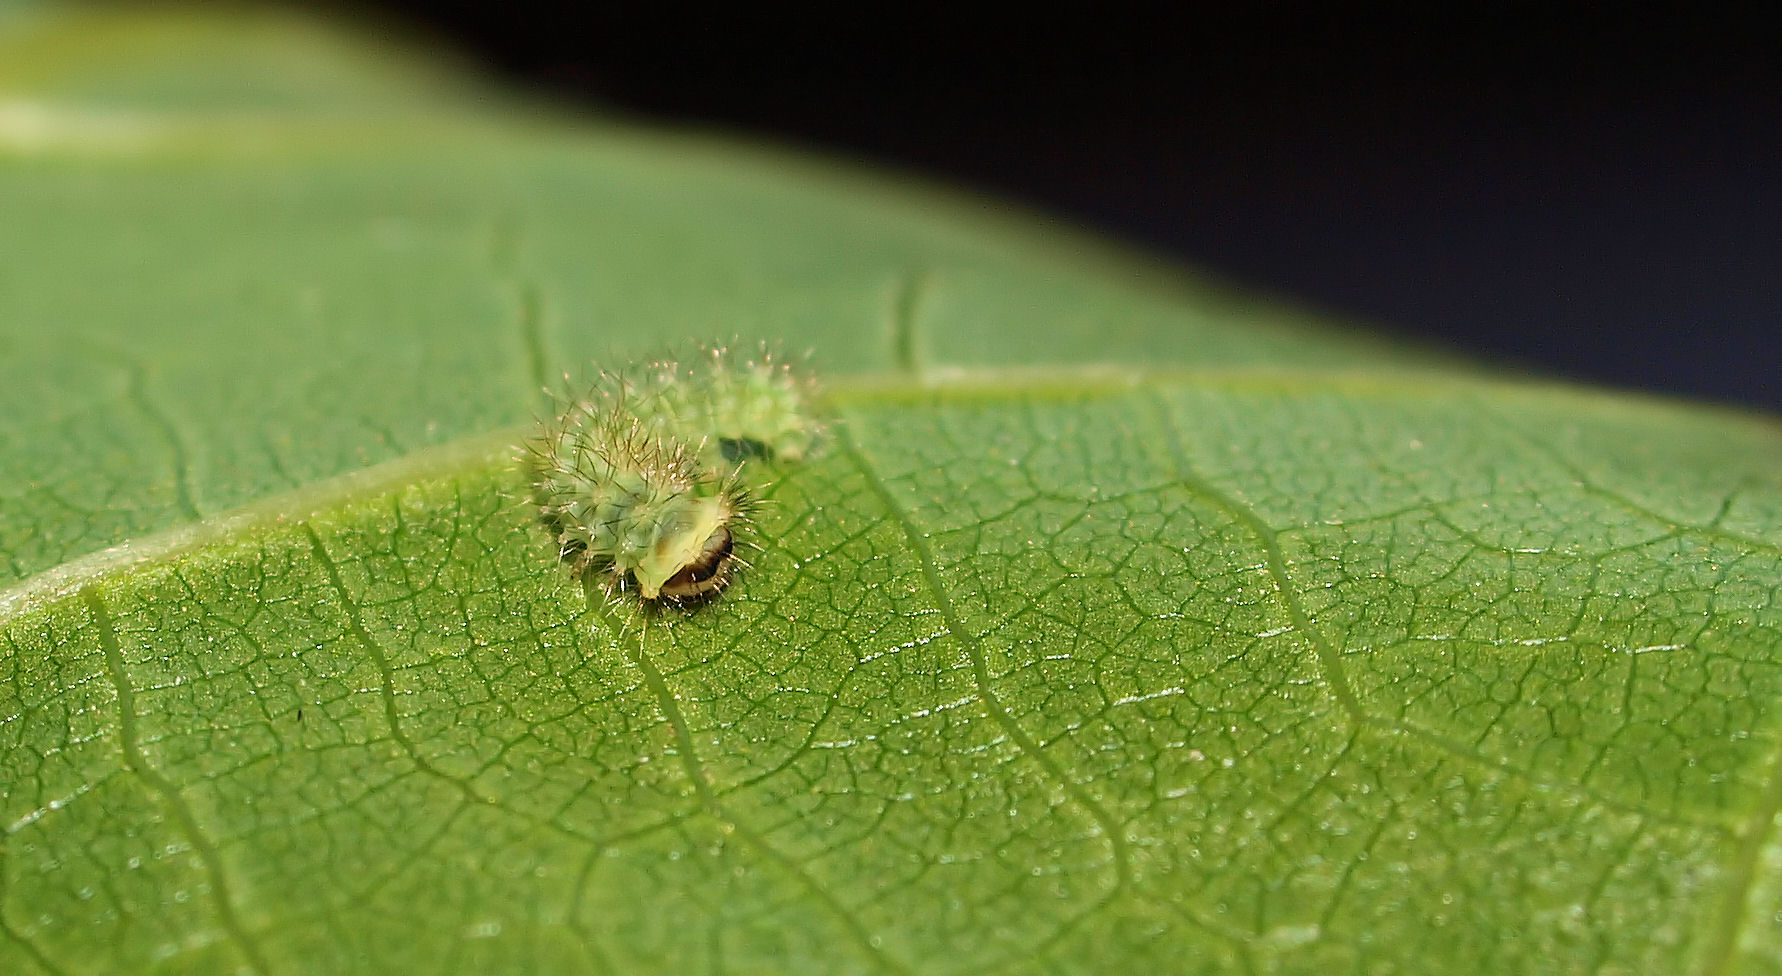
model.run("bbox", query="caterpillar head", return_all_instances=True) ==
[634,489,743,601]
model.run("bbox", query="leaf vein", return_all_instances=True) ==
[126,364,201,521]
[1477,404,1782,558]
[83,585,273,976]
[488,215,553,400]
[584,586,912,976]
[836,425,1133,900]
[1146,392,1369,727]
[1698,728,1782,976]
[885,270,928,378]
[1147,392,1733,831]
[301,524,648,853]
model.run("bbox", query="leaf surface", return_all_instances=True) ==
[4,9,1781,975]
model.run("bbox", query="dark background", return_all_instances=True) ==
[354,3,1778,412]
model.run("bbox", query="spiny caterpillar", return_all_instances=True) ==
[523,344,819,605]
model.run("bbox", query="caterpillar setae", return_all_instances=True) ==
[628,344,822,467]
[522,343,818,605]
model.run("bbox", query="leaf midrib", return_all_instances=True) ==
[6,365,1773,624]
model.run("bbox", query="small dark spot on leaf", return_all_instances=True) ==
[719,437,772,463]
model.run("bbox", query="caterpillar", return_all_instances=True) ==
[523,343,818,605]
[629,344,822,467]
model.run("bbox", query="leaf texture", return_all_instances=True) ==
[3,8,1781,975]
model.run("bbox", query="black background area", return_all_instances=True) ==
[351,2,1780,412]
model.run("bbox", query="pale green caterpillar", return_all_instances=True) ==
[523,343,818,604]
[629,344,822,467]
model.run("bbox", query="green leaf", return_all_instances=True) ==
[4,8,1780,975]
